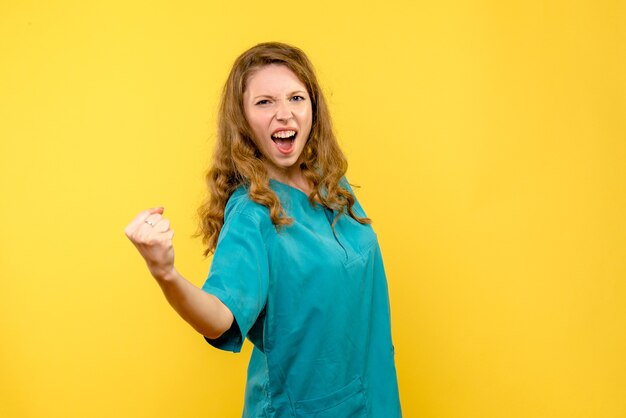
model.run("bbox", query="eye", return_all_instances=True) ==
[255,99,271,105]
[291,95,306,102]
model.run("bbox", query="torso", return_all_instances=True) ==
[202,179,402,417]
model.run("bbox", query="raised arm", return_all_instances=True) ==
[124,208,233,339]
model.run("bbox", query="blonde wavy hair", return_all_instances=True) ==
[197,42,370,256]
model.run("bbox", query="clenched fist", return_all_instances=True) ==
[125,207,175,281]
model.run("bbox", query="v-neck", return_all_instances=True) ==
[269,178,313,201]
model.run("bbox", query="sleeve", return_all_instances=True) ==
[200,210,269,353]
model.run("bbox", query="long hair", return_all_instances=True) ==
[197,42,370,256]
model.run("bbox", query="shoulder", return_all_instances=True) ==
[340,177,369,218]
[339,176,354,194]
[223,185,273,230]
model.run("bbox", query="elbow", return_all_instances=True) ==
[201,295,234,340]
[203,328,227,340]
[200,314,234,341]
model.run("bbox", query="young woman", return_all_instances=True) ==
[125,42,402,417]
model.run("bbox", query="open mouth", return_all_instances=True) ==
[271,130,297,153]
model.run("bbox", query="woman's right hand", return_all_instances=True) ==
[124,207,176,281]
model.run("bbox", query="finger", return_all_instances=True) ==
[139,228,174,247]
[141,214,164,234]
[153,218,170,233]
[145,213,163,225]
[131,214,167,245]
[124,207,164,236]
[134,215,165,240]
[132,223,170,246]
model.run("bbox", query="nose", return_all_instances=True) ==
[275,100,293,122]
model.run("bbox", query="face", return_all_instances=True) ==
[243,64,313,179]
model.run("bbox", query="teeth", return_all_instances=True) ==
[271,130,296,139]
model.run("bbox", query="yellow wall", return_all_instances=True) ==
[1,1,624,417]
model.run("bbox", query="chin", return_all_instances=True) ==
[268,156,300,171]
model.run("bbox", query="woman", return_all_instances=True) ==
[125,42,402,417]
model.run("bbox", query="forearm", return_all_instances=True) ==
[156,268,234,339]
[125,208,232,339]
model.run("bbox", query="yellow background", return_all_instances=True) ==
[1,0,625,417]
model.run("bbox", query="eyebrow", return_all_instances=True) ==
[252,90,308,100]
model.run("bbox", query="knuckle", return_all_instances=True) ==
[133,232,148,243]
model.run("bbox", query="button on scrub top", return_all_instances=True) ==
[202,179,402,417]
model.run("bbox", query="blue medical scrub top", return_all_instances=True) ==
[202,179,402,417]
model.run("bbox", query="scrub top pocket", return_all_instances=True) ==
[293,377,368,417]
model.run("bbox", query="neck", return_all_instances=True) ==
[266,164,311,195]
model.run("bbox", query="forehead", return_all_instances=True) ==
[244,64,307,95]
